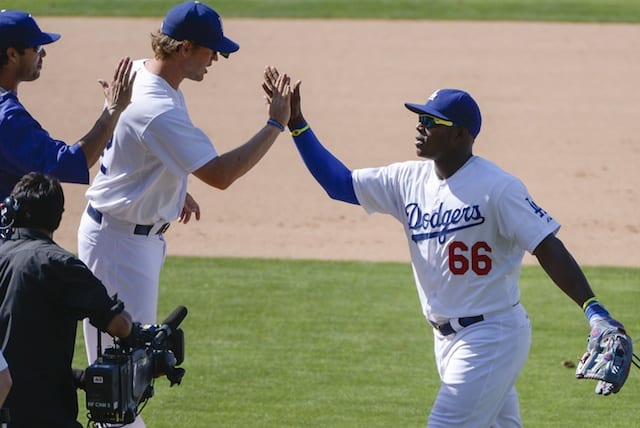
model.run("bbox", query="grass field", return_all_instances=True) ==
[2,0,640,22]
[3,0,635,426]
[73,259,640,427]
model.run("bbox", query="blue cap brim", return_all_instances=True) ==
[204,36,239,55]
[404,102,451,121]
[33,31,61,46]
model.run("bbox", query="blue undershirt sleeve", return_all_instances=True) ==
[291,122,359,205]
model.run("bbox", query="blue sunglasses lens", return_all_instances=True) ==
[419,115,436,128]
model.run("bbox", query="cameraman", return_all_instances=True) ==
[0,172,134,428]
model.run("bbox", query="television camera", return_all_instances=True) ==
[84,306,188,425]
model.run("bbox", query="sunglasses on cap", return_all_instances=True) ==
[419,114,454,129]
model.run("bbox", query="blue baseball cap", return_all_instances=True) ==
[0,10,61,49]
[161,1,239,55]
[405,89,482,138]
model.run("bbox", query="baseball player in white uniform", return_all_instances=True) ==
[263,69,628,427]
[77,4,291,426]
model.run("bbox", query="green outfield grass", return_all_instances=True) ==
[2,0,640,22]
[74,257,640,427]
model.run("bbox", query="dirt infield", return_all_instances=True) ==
[24,17,640,267]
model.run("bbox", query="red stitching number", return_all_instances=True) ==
[448,241,492,275]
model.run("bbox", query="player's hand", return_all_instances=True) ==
[288,80,304,128]
[263,66,303,128]
[179,192,201,224]
[100,56,136,115]
[264,68,291,129]
[262,65,278,102]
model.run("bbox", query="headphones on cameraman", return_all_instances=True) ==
[0,196,19,240]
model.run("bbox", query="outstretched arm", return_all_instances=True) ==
[75,57,136,167]
[193,72,291,189]
[263,67,358,205]
[290,119,358,204]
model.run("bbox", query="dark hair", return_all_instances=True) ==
[11,172,64,232]
[0,46,27,69]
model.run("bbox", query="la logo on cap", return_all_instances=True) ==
[428,90,440,101]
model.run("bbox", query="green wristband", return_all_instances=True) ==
[290,124,310,137]
[582,297,598,311]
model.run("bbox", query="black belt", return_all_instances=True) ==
[431,315,484,336]
[86,204,170,236]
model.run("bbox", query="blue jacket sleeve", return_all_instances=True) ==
[291,122,359,205]
[0,93,89,197]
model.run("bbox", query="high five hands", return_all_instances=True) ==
[263,66,303,128]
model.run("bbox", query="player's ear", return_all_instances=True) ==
[456,126,473,142]
[177,41,189,56]
[5,47,22,64]
[180,41,198,53]
[450,126,464,140]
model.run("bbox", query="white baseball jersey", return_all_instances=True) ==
[352,156,560,324]
[79,61,221,428]
[85,59,218,225]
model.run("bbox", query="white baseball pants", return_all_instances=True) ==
[78,208,167,428]
[428,303,532,428]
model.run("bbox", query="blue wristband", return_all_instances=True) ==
[267,118,285,132]
[585,301,610,324]
[584,300,625,330]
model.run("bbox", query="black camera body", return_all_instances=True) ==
[84,306,187,424]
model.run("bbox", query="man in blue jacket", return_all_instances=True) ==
[0,10,134,198]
